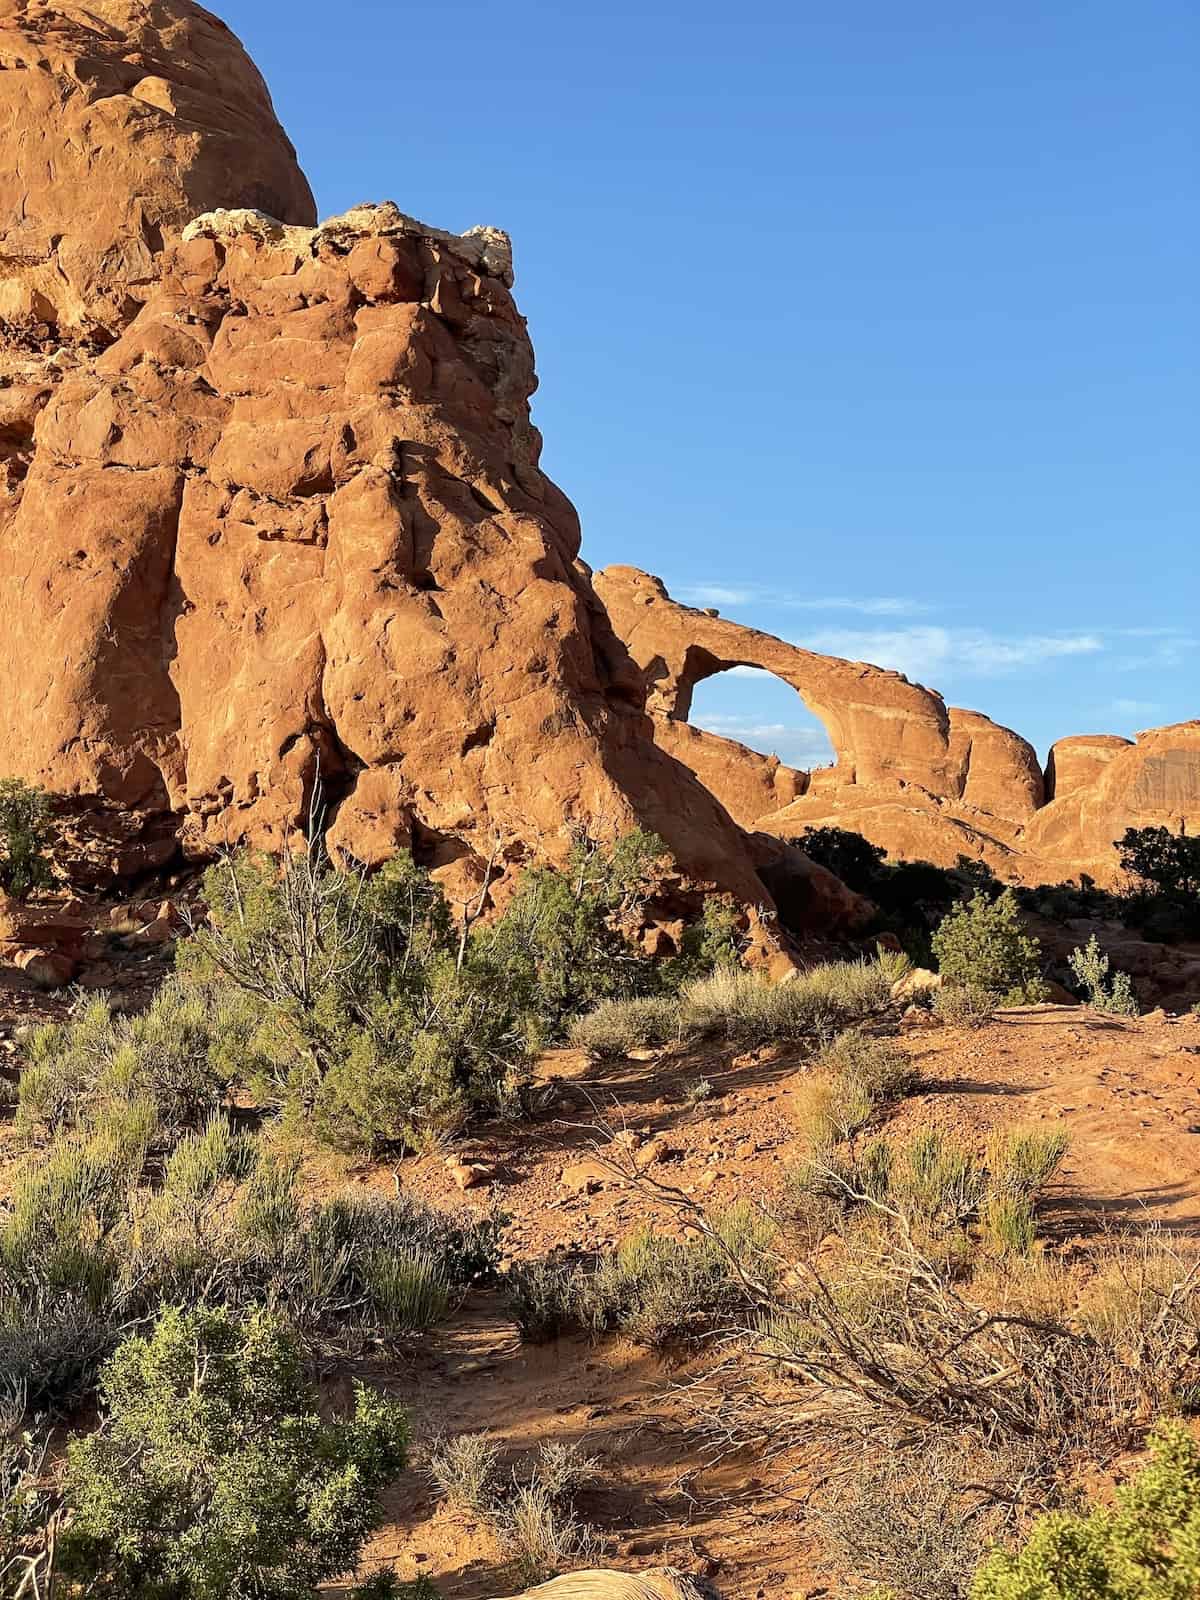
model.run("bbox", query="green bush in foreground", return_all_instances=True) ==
[932,891,1047,1004]
[0,778,53,899]
[58,1306,410,1600]
[1068,936,1139,1017]
[972,1422,1200,1599]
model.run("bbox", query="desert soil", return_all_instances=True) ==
[312,1005,1200,1600]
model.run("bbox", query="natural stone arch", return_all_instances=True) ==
[597,566,953,792]
[593,565,1047,831]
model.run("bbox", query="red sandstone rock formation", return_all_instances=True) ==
[0,2,853,957]
[0,0,1192,944]
[0,0,316,333]
[594,570,1198,885]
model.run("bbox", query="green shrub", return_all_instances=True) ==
[814,1028,918,1119]
[347,1575,441,1600]
[680,959,892,1045]
[427,1432,502,1511]
[238,1187,500,1340]
[0,779,53,898]
[789,1030,915,1151]
[579,1206,776,1347]
[57,1306,410,1600]
[182,831,707,1152]
[799,826,1002,959]
[971,1422,1200,1599]
[807,1125,1066,1260]
[16,982,252,1143]
[185,846,526,1152]
[987,1127,1070,1201]
[1116,826,1200,901]
[476,829,667,1038]
[933,982,997,1029]
[798,826,890,890]
[503,1259,578,1343]
[568,994,681,1058]
[932,891,1047,1003]
[15,828,747,1159]
[359,1249,451,1333]
[890,1130,988,1230]
[1068,936,1140,1017]
[662,893,745,985]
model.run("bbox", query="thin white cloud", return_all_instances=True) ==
[1114,632,1196,672]
[1109,697,1161,717]
[697,714,834,767]
[676,584,756,608]
[784,596,930,616]
[673,581,928,617]
[802,625,1104,685]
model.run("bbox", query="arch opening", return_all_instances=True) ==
[686,666,836,774]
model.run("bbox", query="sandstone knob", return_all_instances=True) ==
[0,0,317,332]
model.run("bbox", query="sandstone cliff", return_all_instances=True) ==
[0,0,1193,939]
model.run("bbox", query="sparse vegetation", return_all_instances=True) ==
[569,955,895,1055]
[932,891,1048,1004]
[1,804,1195,1600]
[25,829,740,1155]
[679,958,893,1044]
[428,1436,600,1585]
[810,1441,1014,1600]
[798,1123,1067,1261]
[503,1259,578,1343]
[796,1027,919,1146]
[569,994,680,1057]
[578,1205,777,1348]
[0,1127,499,1410]
[933,981,998,1028]
[428,1432,503,1512]
[0,779,53,898]
[16,980,255,1143]
[1068,935,1140,1016]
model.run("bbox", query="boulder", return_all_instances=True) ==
[487,1571,718,1600]
[0,898,88,952]
[13,949,78,990]
[891,968,943,1003]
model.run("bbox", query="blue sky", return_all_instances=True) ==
[225,0,1196,771]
